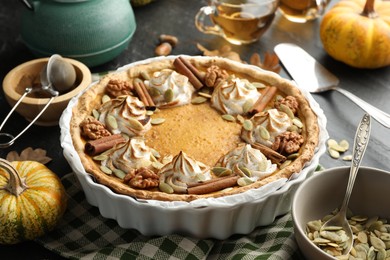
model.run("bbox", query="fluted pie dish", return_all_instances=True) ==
[60,56,327,238]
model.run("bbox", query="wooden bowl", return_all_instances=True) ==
[2,57,91,126]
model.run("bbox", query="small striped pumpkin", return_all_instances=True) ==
[320,0,390,69]
[0,159,67,244]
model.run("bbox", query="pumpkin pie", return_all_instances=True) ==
[70,56,319,202]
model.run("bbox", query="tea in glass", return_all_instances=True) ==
[195,0,279,45]
[279,0,329,23]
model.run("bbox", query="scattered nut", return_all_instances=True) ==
[159,34,178,47]
[155,42,172,56]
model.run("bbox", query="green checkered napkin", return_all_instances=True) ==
[36,173,305,259]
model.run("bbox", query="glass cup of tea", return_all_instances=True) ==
[278,0,330,23]
[195,0,279,45]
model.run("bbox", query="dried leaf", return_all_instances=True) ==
[6,147,52,164]
[250,52,281,74]
[197,43,281,73]
[197,43,243,62]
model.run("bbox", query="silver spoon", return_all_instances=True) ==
[274,43,390,129]
[0,54,76,148]
[320,113,371,256]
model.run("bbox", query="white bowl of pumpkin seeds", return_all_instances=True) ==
[292,166,390,259]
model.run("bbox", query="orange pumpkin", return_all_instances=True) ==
[0,159,67,244]
[320,0,390,69]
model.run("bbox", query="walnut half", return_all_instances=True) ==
[272,131,304,155]
[106,79,133,98]
[124,167,159,189]
[80,116,111,140]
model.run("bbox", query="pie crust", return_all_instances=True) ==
[70,56,319,202]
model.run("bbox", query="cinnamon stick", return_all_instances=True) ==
[85,134,126,156]
[178,56,205,83]
[251,143,286,164]
[249,86,278,115]
[187,175,239,195]
[133,78,155,107]
[173,57,204,89]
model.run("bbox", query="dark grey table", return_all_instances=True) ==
[1,0,389,258]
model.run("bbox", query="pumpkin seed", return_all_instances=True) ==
[330,143,347,152]
[164,88,174,102]
[370,235,386,250]
[244,82,256,90]
[146,110,154,116]
[222,114,235,122]
[198,92,212,98]
[236,114,245,124]
[252,82,266,89]
[237,176,254,187]
[92,109,100,119]
[287,153,299,160]
[151,118,165,125]
[239,166,252,177]
[212,167,232,177]
[106,115,118,129]
[100,165,112,175]
[339,139,350,151]
[279,160,291,169]
[323,226,343,231]
[292,118,303,128]
[191,96,208,104]
[287,125,299,133]
[313,237,331,244]
[128,117,144,130]
[113,169,126,179]
[212,166,229,174]
[140,71,150,80]
[258,125,270,140]
[243,100,254,114]
[279,104,294,119]
[151,148,161,159]
[101,94,111,104]
[243,119,253,131]
[328,148,340,159]
[357,231,368,243]
[152,161,164,169]
[149,87,161,97]
[342,155,352,161]
[93,154,108,161]
[195,174,207,182]
[351,215,369,222]
[306,211,390,259]
[159,182,174,194]
[275,95,284,102]
[380,233,390,241]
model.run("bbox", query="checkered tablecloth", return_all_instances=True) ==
[36,173,305,259]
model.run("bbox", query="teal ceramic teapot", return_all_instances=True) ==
[20,0,136,67]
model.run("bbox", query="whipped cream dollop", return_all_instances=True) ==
[159,151,211,193]
[241,108,292,147]
[102,137,153,173]
[219,143,277,181]
[211,76,261,115]
[145,69,195,108]
[98,95,151,137]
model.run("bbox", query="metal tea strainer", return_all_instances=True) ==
[0,54,76,148]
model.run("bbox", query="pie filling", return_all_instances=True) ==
[71,56,319,202]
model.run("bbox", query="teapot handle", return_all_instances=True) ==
[20,0,35,11]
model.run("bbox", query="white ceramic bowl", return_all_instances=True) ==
[292,166,390,259]
[60,56,328,239]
